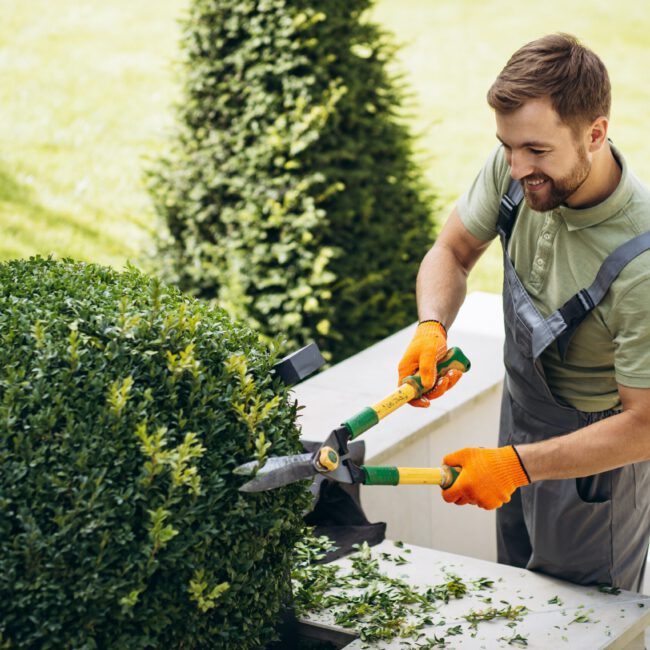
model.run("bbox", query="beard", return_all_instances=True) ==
[521,145,590,212]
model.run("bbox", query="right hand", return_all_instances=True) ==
[441,446,530,510]
[397,320,448,407]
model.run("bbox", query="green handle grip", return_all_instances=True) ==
[362,465,400,486]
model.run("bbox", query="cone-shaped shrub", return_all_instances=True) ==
[148,0,436,362]
[0,257,309,649]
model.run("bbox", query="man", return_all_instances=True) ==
[398,33,650,591]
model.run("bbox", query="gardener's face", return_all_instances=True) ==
[495,97,591,212]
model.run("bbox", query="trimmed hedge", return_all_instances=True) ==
[0,257,309,649]
[148,0,436,362]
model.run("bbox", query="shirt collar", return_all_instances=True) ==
[555,143,632,231]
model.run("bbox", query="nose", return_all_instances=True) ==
[508,150,534,181]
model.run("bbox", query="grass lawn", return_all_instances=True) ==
[0,0,183,267]
[2,1,650,293]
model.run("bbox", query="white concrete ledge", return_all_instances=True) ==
[294,292,505,561]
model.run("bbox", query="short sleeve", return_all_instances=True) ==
[457,145,511,242]
[609,267,650,388]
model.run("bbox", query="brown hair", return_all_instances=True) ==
[487,33,611,132]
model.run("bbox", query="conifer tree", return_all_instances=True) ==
[149,0,437,361]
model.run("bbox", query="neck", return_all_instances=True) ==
[565,141,621,209]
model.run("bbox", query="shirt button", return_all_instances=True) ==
[536,258,544,266]
[543,233,551,240]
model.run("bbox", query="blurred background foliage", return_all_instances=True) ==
[2,0,650,325]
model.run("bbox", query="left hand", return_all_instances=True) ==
[442,446,530,510]
[398,320,450,407]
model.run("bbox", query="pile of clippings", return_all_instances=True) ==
[291,532,530,648]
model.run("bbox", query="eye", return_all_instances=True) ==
[529,148,547,156]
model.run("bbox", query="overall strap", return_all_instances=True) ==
[554,230,650,360]
[497,179,524,242]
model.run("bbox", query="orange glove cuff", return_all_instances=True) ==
[442,446,530,510]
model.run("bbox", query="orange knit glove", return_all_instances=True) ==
[426,368,464,400]
[398,320,449,407]
[441,446,530,510]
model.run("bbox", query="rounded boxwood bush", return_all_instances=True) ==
[0,257,309,649]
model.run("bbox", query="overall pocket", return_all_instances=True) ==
[575,472,612,503]
[523,478,613,586]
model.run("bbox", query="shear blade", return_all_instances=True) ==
[237,452,316,492]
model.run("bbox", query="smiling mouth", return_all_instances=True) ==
[524,177,548,192]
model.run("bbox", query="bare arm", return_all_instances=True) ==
[417,206,492,328]
[517,384,650,480]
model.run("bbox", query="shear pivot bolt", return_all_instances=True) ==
[317,446,339,471]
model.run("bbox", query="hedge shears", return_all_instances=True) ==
[235,347,470,492]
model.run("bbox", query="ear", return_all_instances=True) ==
[587,116,609,152]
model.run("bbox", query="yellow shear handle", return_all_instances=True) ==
[373,382,418,419]
[372,347,471,420]
[361,465,460,487]
[398,467,450,485]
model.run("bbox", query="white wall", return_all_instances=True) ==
[293,292,505,562]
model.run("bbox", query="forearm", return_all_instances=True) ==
[416,207,489,328]
[416,243,469,328]
[517,408,650,481]
[401,207,489,407]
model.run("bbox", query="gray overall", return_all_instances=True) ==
[495,180,650,591]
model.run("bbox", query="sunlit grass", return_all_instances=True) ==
[0,0,184,268]
[2,0,650,292]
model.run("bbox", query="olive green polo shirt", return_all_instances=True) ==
[457,143,650,412]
